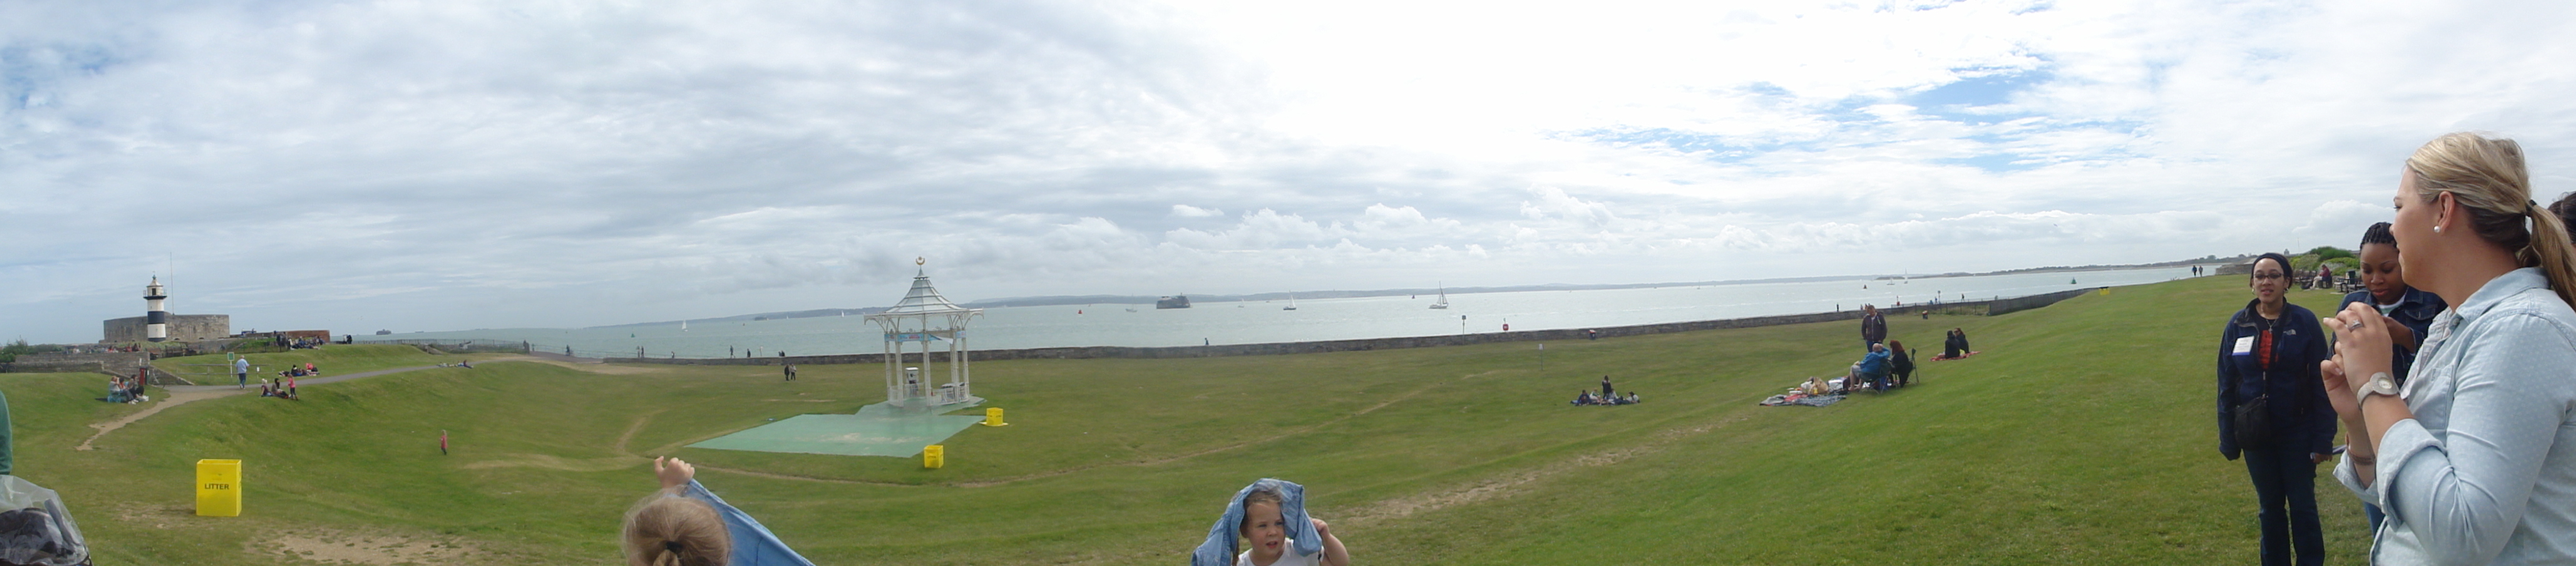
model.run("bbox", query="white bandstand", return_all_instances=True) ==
[864,258,984,409]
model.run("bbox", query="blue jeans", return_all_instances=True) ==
[2365,502,2385,534]
[2243,447,2325,566]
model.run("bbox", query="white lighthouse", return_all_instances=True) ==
[145,276,169,342]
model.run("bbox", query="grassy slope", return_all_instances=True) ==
[0,277,2370,564]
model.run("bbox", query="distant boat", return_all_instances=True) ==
[1156,295,1193,309]
[1124,308,1137,312]
[681,320,689,331]
[1284,293,1298,311]
[1429,282,1450,310]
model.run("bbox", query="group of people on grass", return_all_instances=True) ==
[260,376,298,400]
[2215,132,2576,565]
[1569,375,1640,406]
[103,373,147,404]
[1841,305,1924,394]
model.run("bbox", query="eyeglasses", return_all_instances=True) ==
[2252,273,2288,280]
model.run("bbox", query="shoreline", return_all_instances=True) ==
[596,287,2101,365]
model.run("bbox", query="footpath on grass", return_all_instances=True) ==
[78,354,576,451]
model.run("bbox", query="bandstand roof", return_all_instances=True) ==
[869,271,982,318]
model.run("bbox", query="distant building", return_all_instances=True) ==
[102,277,230,343]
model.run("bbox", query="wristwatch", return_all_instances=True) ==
[2358,372,2401,404]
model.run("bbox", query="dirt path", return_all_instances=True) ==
[82,356,564,451]
[74,389,244,451]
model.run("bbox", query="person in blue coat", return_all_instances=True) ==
[2218,252,2338,566]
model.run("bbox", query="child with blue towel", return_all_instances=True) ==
[1192,478,1350,566]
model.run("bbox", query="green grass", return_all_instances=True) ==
[0,278,2373,564]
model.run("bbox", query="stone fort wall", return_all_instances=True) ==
[102,314,231,343]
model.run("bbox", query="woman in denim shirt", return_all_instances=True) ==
[2324,133,2576,564]
[2218,252,2338,566]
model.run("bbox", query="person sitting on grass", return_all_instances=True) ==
[1193,478,1349,566]
[259,379,274,398]
[1939,328,1974,360]
[1625,392,1640,404]
[624,456,817,566]
[1854,343,1893,392]
[1888,340,1916,387]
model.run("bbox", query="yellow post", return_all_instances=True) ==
[982,407,1007,427]
[922,445,944,469]
[196,459,242,517]
[2099,287,2111,296]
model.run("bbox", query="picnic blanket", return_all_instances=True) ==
[1760,393,1844,407]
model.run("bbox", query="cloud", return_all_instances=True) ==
[7,0,2576,342]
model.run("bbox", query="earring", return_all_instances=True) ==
[2434,226,2444,234]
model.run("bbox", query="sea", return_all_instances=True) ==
[364,266,2206,358]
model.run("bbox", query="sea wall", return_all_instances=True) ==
[604,287,2104,366]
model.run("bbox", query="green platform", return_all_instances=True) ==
[688,402,985,457]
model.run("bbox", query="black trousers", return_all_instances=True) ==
[2243,446,2324,566]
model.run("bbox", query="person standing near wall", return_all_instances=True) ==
[2218,252,2337,566]
[1859,304,1887,351]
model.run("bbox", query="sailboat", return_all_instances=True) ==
[1429,282,1450,309]
[1283,292,1298,311]
[681,320,689,331]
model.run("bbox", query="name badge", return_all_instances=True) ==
[2233,336,2255,355]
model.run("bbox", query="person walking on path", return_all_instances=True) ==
[2322,132,2576,564]
[232,356,250,388]
[1860,304,1887,351]
[2219,252,2337,566]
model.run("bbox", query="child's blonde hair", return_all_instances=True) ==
[624,490,731,566]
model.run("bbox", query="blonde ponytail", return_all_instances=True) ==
[2525,200,2576,307]
[2408,132,2576,307]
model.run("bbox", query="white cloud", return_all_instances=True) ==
[9,0,2576,342]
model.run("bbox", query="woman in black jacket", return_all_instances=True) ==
[2217,252,2338,566]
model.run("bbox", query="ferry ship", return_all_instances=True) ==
[1156,295,1193,309]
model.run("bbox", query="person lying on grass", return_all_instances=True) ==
[1193,478,1349,566]
[624,456,817,566]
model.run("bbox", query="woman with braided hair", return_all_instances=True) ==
[2323,132,2576,563]
[623,456,815,566]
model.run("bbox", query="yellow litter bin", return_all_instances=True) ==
[922,445,944,469]
[982,407,1007,427]
[197,459,242,517]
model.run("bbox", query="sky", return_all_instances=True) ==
[7,0,2576,344]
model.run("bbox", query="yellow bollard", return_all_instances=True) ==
[982,407,1007,427]
[197,459,242,517]
[2099,287,2111,296]
[922,445,944,469]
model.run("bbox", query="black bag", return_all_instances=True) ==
[2234,393,2273,451]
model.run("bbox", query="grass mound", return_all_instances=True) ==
[0,277,2370,564]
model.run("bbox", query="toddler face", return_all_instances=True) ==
[1239,501,1287,558]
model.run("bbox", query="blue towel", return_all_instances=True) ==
[1191,478,1321,566]
[681,480,818,566]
